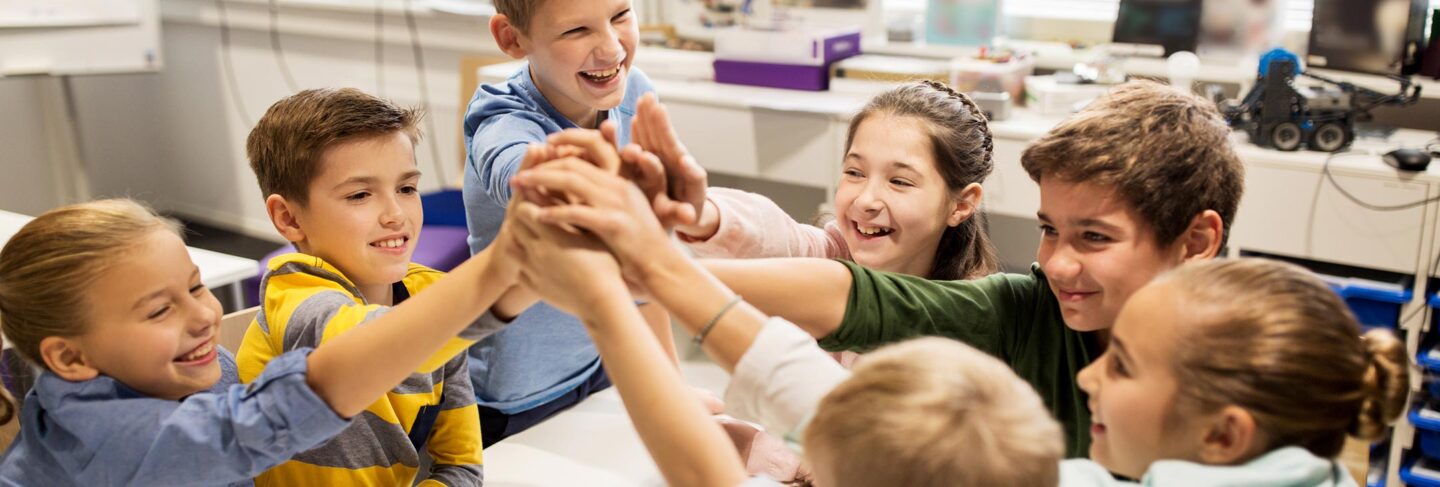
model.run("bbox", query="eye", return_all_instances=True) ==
[190,284,206,295]
[562,26,587,37]
[399,185,419,195]
[1108,353,1130,377]
[612,9,632,23]
[1082,231,1113,243]
[1038,224,1058,237]
[890,178,915,188]
[843,168,864,179]
[346,191,370,202]
[148,305,172,320]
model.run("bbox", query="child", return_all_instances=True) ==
[0,339,14,453]
[635,79,1245,457]
[239,88,522,485]
[502,157,1065,487]
[461,0,677,445]
[669,80,998,280]
[1061,258,1408,485]
[0,198,520,485]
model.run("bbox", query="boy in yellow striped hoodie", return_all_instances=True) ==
[238,88,529,486]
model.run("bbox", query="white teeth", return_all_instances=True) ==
[374,238,405,249]
[857,224,892,236]
[581,67,619,80]
[179,341,213,362]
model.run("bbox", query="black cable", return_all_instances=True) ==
[403,0,449,185]
[375,0,385,96]
[216,0,254,127]
[268,0,301,93]
[1322,150,1440,211]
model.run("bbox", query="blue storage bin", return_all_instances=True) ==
[1413,406,1440,459]
[1323,277,1411,331]
[1402,456,1440,487]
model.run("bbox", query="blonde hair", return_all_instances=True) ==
[0,199,182,372]
[1161,259,1410,457]
[804,337,1064,487]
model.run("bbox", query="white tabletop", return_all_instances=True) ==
[0,209,258,289]
[482,360,732,487]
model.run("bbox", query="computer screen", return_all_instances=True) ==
[1112,0,1203,55]
[1308,0,1421,75]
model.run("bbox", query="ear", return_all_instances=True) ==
[1197,405,1261,465]
[490,14,529,59]
[946,183,984,227]
[265,194,307,245]
[39,336,99,382]
[1177,209,1224,262]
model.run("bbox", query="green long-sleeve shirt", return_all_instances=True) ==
[819,260,1100,458]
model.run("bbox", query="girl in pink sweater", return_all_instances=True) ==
[669,80,1000,281]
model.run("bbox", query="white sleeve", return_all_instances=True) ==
[723,317,850,442]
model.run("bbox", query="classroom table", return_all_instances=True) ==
[481,360,732,487]
[0,209,259,312]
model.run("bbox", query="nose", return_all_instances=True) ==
[853,181,886,214]
[1042,244,1082,282]
[379,194,404,229]
[1076,358,1100,395]
[593,26,625,66]
[186,294,218,338]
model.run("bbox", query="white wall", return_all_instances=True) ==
[2,0,502,240]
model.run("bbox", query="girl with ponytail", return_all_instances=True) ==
[1065,258,1409,486]
[659,80,999,281]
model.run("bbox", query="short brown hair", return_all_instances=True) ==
[805,337,1063,487]
[1161,259,1409,457]
[246,88,422,205]
[494,0,547,32]
[1021,80,1243,248]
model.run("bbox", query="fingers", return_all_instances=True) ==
[622,144,667,199]
[512,159,618,205]
[547,129,622,173]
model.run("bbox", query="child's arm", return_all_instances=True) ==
[419,356,485,486]
[509,205,746,487]
[681,188,847,260]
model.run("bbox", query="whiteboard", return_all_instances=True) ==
[0,0,160,76]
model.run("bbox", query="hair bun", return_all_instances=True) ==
[1348,330,1410,441]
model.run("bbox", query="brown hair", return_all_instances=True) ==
[0,199,182,373]
[493,0,547,32]
[846,80,1000,280]
[1161,258,1410,457]
[805,337,1064,487]
[246,88,423,206]
[1020,80,1244,249]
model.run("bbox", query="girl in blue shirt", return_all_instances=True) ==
[0,199,521,485]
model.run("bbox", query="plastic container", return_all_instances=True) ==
[949,50,1033,105]
[1401,456,1440,487]
[1320,276,1411,331]
[1412,406,1440,459]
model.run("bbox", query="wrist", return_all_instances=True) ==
[675,200,720,241]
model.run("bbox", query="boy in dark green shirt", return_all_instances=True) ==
[705,81,1246,458]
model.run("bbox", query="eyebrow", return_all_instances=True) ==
[332,170,423,190]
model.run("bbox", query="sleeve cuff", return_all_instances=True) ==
[243,347,351,442]
[724,318,849,439]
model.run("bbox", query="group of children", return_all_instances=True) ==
[0,0,1416,485]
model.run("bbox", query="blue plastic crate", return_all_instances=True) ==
[1413,407,1440,459]
[1323,278,1411,331]
[1402,456,1440,487]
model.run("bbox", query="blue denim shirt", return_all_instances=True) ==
[0,348,349,486]
[462,63,655,413]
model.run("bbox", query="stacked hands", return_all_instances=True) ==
[500,93,709,324]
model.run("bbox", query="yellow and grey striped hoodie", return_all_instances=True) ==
[238,253,501,486]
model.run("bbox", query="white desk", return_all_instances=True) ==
[482,360,731,487]
[0,209,259,310]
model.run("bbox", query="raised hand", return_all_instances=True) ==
[509,201,627,321]
[631,94,709,229]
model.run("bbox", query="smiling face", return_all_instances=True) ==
[834,114,966,277]
[513,0,638,128]
[290,131,423,302]
[75,229,224,400]
[1076,281,1211,478]
[1036,179,1184,333]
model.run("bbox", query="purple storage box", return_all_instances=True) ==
[714,60,831,91]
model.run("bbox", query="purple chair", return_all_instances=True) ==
[243,189,471,307]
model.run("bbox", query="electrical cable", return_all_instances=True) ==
[1322,150,1440,211]
[403,0,449,185]
[216,0,255,127]
[268,0,301,93]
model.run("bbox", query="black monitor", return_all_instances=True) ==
[1308,0,1430,76]
[1112,0,1204,56]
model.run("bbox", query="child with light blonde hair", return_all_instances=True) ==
[0,199,521,485]
[1062,258,1409,485]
